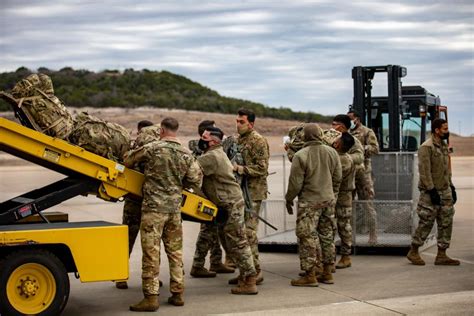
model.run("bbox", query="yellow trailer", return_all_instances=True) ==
[0,117,217,315]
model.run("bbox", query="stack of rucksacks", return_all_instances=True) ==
[5,73,131,162]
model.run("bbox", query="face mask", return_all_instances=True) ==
[350,120,356,130]
[198,139,209,151]
[440,132,450,140]
[237,124,250,136]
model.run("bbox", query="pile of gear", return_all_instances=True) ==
[1,73,130,162]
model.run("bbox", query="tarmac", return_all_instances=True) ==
[0,157,473,315]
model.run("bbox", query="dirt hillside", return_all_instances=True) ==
[0,107,472,157]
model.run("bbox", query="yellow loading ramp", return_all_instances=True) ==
[0,117,217,224]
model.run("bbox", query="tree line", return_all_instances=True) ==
[0,66,332,123]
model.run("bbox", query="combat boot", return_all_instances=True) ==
[336,255,352,269]
[168,293,184,306]
[317,264,334,284]
[210,262,235,274]
[129,295,159,312]
[115,281,128,289]
[256,269,264,285]
[434,248,460,266]
[406,244,425,266]
[225,256,237,269]
[190,266,217,278]
[291,271,318,287]
[231,275,258,295]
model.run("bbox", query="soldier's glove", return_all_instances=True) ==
[428,188,441,206]
[451,185,457,205]
[285,200,294,215]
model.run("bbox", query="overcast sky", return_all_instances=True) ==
[1,0,473,135]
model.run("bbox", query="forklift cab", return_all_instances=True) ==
[351,65,448,152]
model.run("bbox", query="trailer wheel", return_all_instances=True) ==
[0,249,70,316]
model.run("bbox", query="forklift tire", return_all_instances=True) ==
[0,249,70,316]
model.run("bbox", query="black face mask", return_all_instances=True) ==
[441,132,450,140]
[198,139,209,151]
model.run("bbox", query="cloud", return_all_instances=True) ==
[0,0,473,135]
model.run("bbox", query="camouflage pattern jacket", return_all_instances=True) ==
[350,124,379,173]
[338,152,355,192]
[188,139,203,157]
[285,140,342,204]
[197,145,244,207]
[124,137,202,213]
[127,125,161,172]
[237,130,270,201]
[418,137,453,191]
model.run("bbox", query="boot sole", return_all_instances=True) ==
[191,274,217,278]
[434,262,460,266]
[290,283,318,287]
[230,291,258,295]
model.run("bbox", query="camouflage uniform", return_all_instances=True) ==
[197,145,256,277]
[188,139,226,269]
[285,130,342,272]
[121,125,161,256]
[350,124,379,237]
[336,153,355,255]
[412,137,455,249]
[124,137,202,296]
[236,130,270,272]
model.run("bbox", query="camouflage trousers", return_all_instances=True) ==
[140,211,183,296]
[354,168,377,234]
[122,197,142,256]
[222,199,256,277]
[244,200,262,271]
[336,190,353,255]
[412,189,455,249]
[192,222,224,268]
[296,201,336,272]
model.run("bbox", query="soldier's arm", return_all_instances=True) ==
[285,154,304,202]
[184,157,203,192]
[332,153,343,199]
[365,129,379,157]
[123,145,149,168]
[239,138,269,177]
[418,146,434,190]
[348,138,364,165]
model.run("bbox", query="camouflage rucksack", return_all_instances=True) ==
[10,73,74,139]
[68,112,131,162]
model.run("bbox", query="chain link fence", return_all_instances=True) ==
[258,152,436,250]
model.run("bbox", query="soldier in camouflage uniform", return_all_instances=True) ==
[407,118,460,266]
[116,120,160,290]
[194,127,258,294]
[229,108,269,285]
[189,120,235,278]
[332,133,356,269]
[347,111,379,244]
[125,117,202,312]
[286,123,342,287]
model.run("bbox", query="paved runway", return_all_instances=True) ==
[0,157,473,315]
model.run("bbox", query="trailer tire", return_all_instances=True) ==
[0,249,70,316]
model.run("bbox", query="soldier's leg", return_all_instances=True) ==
[140,211,165,297]
[336,205,352,256]
[244,200,262,271]
[358,171,377,241]
[123,197,142,256]
[436,190,455,249]
[223,200,256,278]
[318,206,336,266]
[295,202,319,273]
[162,213,184,296]
[412,192,437,247]
[192,223,213,269]
[209,223,223,266]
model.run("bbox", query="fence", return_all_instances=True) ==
[258,152,436,250]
